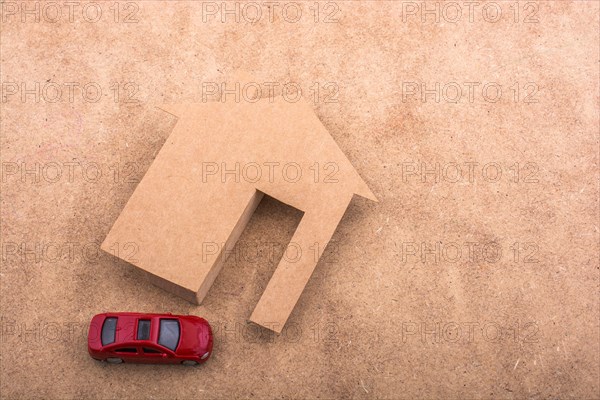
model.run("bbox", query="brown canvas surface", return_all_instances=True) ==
[1,1,599,399]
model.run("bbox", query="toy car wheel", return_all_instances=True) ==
[182,360,198,366]
[106,358,123,364]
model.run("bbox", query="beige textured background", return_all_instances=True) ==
[1,1,599,399]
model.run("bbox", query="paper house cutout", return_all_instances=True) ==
[101,96,376,333]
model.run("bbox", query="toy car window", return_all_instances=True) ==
[115,347,137,353]
[101,317,117,346]
[143,347,162,354]
[137,320,151,340]
[158,319,180,351]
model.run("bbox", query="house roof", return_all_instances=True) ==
[157,96,377,203]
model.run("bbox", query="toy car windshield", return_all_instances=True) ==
[158,319,180,351]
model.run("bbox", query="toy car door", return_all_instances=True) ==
[141,344,173,364]
[110,346,142,363]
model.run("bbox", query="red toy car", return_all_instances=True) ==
[88,312,213,365]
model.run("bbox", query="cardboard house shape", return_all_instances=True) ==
[102,96,376,333]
